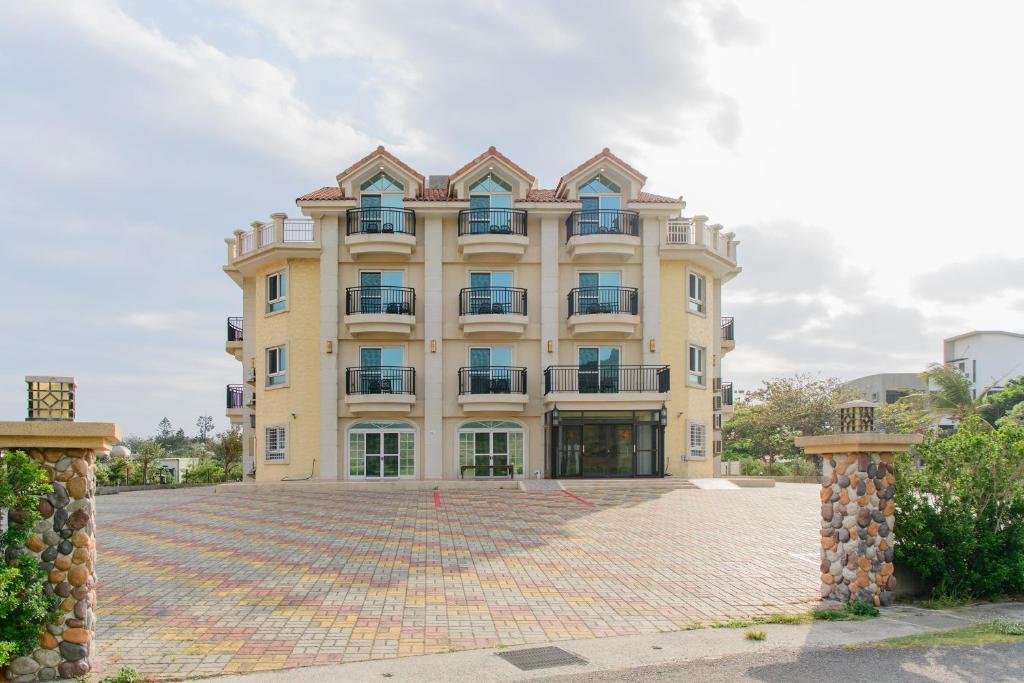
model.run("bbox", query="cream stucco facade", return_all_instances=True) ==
[223,147,740,482]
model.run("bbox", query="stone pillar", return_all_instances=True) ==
[1,422,120,682]
[318,214,339,480]
[795,430,921,607]
[640,215,660,365]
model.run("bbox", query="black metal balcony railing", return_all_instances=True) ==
[345,207,417,236]
[458,367,528,395]
[722,381,734,406]
[459,287,527,316]
[226,384,243,409]
[457,208,528,237]
[721,317,735,342]
[543,366,670,394]
[345,286,415,315]
[227,317,243,342]
[565,209,640,241]
[567,287,638,316]
[345,367,416,395]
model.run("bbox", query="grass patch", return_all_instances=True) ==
[745,630,767,641]
[851,621,1024,649]
[712,602,879,630]
[711,612,814,629]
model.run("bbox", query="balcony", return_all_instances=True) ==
[226,384,244,424]
[721,381,734,416]
[225,317,243,361]
[344,287,416,337]
[721,317,735,354]
[543,365,669,410]
[566,287,639,337]
[457,208,529,259]
[226,215,318,279]
[457,367,528,413]
[458,287,528,336]
[565,210,641,259]
[660,217,740,279]
[344,367,416,414]
[345,208,417,258]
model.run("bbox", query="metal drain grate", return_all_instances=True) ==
[496,646,587,671]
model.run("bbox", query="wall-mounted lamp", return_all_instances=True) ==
[325,340,333,354]
[659,406,668,426]
[249,414,255,428]
[547,340,553,353]
[550,407,560,427]
[649,339,656,353]
[713,354,718,367]
[430,339,437,353]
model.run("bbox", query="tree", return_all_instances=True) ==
[900,363,994,425]
[157,417,173,439]
[195,415,215,442]
[134,441,165,485]
[997,402,1024,428]
[982,376,1024,424]
[212,427,243,482]
[876,400,933,435]
[0,450,56,666]
[724,374,856,467]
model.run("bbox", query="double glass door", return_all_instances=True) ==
[364,431,400,478]
[469,347,512,393]
[578,346,619,393]
[555,417,660,478]
[469,272,512,314]
[360,347,405,394]
[360,271,404,313]
[578,272,621,314]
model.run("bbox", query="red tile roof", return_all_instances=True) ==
[335,145,425,184]
[522,189,577,203]
[448,146,536,184]
[555,147,647,196]
[636,191,681,203]
[417,187,450,201]
[297,187,344,201]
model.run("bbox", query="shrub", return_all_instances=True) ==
[184,460,223,484]
[745,630,766,641]
[844,600,879,618]
[0,450,57,667]
[895,417,1024,599]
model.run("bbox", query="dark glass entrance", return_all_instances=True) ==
[548,410,664,478]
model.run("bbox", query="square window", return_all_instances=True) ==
[265,425,287,462]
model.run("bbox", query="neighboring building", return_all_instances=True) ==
[222,146,741,482]
[842,373,925,405]
[156,457,199,484]
[943,331,1024,399]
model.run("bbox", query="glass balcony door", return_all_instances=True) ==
[359,271,403,313]
[360,346,405,394]
[577,272,620,313]
[469,346,512,393]
[468,174,513,233]
[578,346,619,393]
[469,271,512,314]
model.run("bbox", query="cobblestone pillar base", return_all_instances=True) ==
[819,452,896,606]
[4,447,98,682]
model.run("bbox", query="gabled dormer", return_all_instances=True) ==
[554,148,647,202]
[336,146,425,204]
[447,146,537,202]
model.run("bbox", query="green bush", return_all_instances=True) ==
[184,460,224,484]
[0,450,57,667]
[896,417,1024,599]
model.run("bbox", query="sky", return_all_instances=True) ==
[1,0,1022,437]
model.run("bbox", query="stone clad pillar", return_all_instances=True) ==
[795,402,921,607]
[1,421,120,682]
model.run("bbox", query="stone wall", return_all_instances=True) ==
[5,447,97,682]
[819,451,897,606]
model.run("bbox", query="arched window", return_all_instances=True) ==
[348,420,415,479]
[468,173,513,233]
[361,172,404,193]
[359,172,406,231]
[457,420,524,478]
[578,174,622,233]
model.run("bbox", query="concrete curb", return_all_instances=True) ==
[205,602,1024,682]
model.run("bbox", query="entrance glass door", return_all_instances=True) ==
[581,424,633,476]
[364,431,400,478]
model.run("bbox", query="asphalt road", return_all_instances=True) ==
[542,643,1024,682]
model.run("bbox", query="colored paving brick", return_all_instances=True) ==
[93,483,819,680]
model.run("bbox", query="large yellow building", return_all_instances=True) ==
[223,147,740,482]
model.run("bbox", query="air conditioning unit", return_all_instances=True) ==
[245,395,256,407]
[246,367,256,384]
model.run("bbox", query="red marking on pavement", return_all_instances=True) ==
[562,490,594,507]
[434,490,442,508]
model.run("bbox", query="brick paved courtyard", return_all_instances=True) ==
[94,482,819,680]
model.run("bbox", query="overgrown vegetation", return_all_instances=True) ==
[712,602,878,629]
[97,416,242,486]
[896,417,1024,600]
[77,667,143,683]
[0,450,57,667]
[744,630,766,641]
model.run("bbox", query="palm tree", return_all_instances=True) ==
[900,362,996,426]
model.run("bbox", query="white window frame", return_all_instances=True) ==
[266,270,287,314]
[688,271,706,315]
[688,421,707,460]
[266,345,287,387]
[688,344,706,387]
[264,425,288,464]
